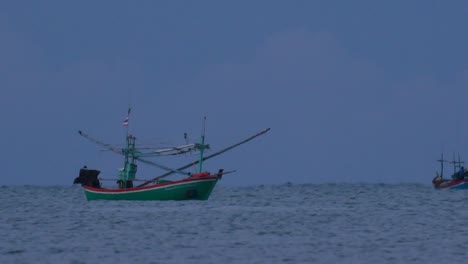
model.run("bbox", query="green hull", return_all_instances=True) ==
[83,176,218,201]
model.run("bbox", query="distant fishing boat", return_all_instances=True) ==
[73,109,270,201]
[432,153,468,190]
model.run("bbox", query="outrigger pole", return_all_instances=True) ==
[137,128,271,187]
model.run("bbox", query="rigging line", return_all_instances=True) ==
[137,128,271,187]
[79,130,191,175]
[98,178,152,182]
[98,171,237,182]
[78,130,122,155]
[135,157,191,176]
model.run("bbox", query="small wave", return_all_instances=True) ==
[4,249,25,255]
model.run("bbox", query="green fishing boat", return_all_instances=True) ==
[73,109,270,201]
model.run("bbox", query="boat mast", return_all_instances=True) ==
[437,153,446,178]
[125,107,131,137]
[441,156,444,178]
[198,116,206,173]
[449,153,463,174]
[119,107,137,188]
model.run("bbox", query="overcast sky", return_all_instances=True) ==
[1,1,467,186]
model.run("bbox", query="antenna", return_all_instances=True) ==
[198,116,207,173]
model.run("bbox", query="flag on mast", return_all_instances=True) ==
[122,107,131,127]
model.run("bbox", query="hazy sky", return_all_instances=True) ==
[1,1,468,186]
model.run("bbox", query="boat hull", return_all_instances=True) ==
[433,179,468,190]
[83,176,218,201]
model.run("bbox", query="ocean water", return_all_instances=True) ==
[2,183,468,264]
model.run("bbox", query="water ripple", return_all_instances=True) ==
[1,184,468,263]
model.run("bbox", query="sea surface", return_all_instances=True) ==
[2,183,468,264]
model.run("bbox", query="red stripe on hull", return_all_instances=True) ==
[434,179,468,189]
[83,176,218,193]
